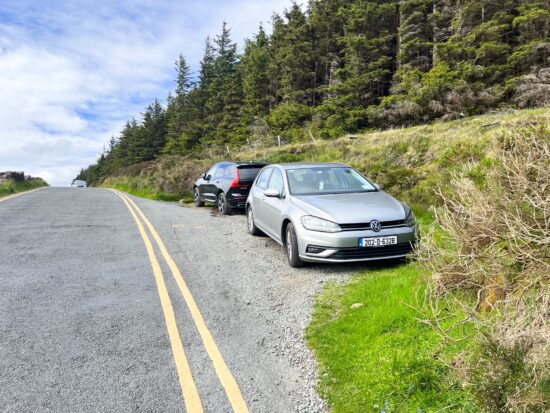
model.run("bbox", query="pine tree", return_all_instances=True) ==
[241,24,271,119]
[138,99,167,161]
[272,3,316,105]
[203,22,244,146]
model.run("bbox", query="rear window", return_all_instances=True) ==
[237,166,263,180]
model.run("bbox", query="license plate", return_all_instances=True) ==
[359,236,397,248]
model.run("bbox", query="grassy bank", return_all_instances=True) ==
[0,178,48,197]
[102,177,192,202]
[100,108,548,208]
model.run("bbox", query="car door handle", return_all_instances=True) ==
[216,181,220,184]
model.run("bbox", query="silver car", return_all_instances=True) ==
[246,163,417,267]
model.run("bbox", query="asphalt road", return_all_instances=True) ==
[0,188,355,412]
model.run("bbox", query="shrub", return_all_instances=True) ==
[515,68,550,108]
[416,122,550,411]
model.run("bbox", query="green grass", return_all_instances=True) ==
[0,178,48,197]
[307,263,476,413]
[101,178,192,202]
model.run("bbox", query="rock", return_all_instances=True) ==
[350,303,363,309]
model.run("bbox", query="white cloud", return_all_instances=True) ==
[0,0,291,186]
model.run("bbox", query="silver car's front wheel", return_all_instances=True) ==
[247,207,262,236]
[285,223,304,268]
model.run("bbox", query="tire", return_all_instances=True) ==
[285,223,304,268]
[217,192,232,215]
[194,187,204,207]
[247,206,262,236]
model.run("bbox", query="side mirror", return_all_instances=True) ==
[374,183,383,190]
[264,188,281,198]
[205,174,212,181]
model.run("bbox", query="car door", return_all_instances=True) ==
[201,164,220,202]
[251,167,273,229]
[262,167,287,242]
[212,164,227,196]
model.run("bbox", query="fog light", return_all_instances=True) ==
[306,245,326,254]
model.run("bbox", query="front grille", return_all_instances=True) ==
[339,220,405,231]
[330,243,413,259]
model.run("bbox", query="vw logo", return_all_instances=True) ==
[370,220,382,232]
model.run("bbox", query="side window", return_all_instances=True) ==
[268,168,284,194]
[256,168,273,190]
[224,165,235,177]
[214,165,226,179]
[205,165,217,179]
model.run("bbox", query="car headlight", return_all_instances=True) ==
[301,216,342,233]
[404,208,416,226]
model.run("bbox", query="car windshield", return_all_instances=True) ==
[286,167,376,195]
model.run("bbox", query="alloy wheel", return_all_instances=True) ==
[248,209,254,232]
[286,228,293,260]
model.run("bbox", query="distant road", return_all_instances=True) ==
[0,188,347,412]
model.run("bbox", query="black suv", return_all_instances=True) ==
[193,162,267,215]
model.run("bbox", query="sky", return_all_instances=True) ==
[0,0,292,186]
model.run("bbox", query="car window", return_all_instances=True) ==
[237,166,263,180]
[224,165,235,177]
[268,168,284,193]
[256,168,273,190]
[214,165,226,178]
[205,165,217,179]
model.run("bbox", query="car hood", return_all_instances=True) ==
[291,191,405,223]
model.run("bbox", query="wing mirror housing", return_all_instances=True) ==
[205,174,212,181]
[264,188,281,198]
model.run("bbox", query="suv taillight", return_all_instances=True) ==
[230,168,241,189]
[230,168,251,189]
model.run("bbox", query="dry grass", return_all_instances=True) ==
[416,122,550,412]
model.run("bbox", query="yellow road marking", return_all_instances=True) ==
[112,191,203,413]
[0,187,47,203]
[116,190,250,413]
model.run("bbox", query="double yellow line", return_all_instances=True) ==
[111,190,249,413]
[0,187,47,203]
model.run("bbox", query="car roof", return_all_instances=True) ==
[274,162,349,170]
[216,161,267,166]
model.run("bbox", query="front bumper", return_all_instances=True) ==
[296,224,417,263]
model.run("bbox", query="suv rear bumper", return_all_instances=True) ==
[227,193,248,209]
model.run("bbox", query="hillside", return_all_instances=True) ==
[0,172,48,197]
[100,108,547,206]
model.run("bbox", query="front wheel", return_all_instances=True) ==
[194,188,205,207]
[247,207,262,236]
[285,223,304,268]
[217,192,232,215]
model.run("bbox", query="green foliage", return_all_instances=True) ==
[469,334,549,413]
[307,264,476,412]
[78,0,550,184]
[266,102,312,142]
[0,178,48,197]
